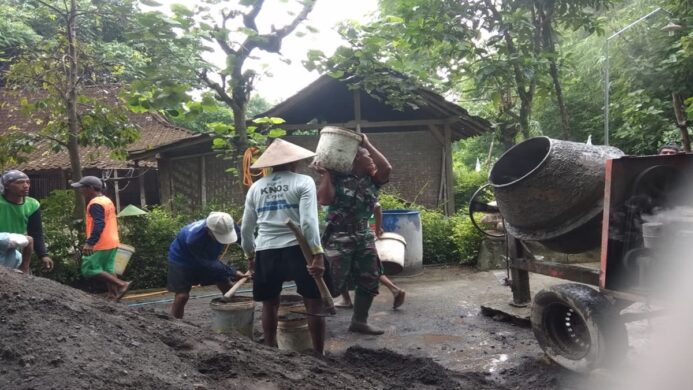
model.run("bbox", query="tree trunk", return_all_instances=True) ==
[548,60,570,139]
[500,123,519,151]
[538,2,570,140]
[231,104,249,195]
[519,97,532,140]
[66,0,84,219]
[672,93,691,152]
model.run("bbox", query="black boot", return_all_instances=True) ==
[348,292,384,335]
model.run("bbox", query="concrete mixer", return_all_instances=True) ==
[470,136,693,373]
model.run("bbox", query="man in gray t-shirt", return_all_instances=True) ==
[241,139,332,355]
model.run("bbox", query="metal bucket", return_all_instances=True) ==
[375,232,407,275]
[277,313,313,352]
[313,127,362,173]
[489,137,623,253]
[209,296,255,340]
[382,210,423,275]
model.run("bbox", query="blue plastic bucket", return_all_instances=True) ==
[382,210,423,276]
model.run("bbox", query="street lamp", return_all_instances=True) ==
[603,7,682,146]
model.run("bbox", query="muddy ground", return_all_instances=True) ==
[0,267,505,390]
[3,265,645,389]
[136,266,615,390]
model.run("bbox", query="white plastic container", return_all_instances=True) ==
[313,127,362,173]
[375,232,407,276]
[114,243,135,276]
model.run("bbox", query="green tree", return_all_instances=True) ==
[310,0,613,150]
[3,0,143,216]
[533,0,691,153]
[129,0,315,183]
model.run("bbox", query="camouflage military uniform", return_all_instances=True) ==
[323,173,382,297]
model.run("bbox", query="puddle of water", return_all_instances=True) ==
[486,353,509,373]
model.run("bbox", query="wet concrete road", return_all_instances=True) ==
[131,265,647,388]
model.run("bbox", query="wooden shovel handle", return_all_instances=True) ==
[223,275,250,299]
[285,219,336,314]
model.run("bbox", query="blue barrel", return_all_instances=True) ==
[382,210,423,276]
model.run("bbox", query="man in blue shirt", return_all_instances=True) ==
[168,211,246,318]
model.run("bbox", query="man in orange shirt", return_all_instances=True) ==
[72,176,130,300]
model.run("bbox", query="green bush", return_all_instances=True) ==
[31,190,83,286]
[451,213,484,264]
[119,207,185,289]
[378,191,483,266]
[420,209,458,264]
[454,167,488,211]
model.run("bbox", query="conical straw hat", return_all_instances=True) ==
[251,138,316,169]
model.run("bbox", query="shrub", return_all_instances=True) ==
[31,190,83,286]
[119,207,185,289]
[454,167,488,211]
[378,190,483,266]
[451,213,484,265]
[419,209,458,264]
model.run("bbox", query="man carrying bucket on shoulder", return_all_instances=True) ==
[71,176,130,301]
[167,212,247,319]
[241,138,332,355]
[334,201,406,310]
[313,133,392,335]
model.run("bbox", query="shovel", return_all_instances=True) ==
[218,273,251,303]
[285,219,336,316]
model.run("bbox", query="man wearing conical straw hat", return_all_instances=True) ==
[241,138,333,355]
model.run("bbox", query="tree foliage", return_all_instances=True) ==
[128,0,315,181]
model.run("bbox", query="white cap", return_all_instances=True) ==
[205,212,238,244]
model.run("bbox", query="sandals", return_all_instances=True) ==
[393,289,406,309]
[115,281,132,302]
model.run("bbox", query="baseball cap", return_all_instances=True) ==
[206,212,238,244]
[70,176,104,190]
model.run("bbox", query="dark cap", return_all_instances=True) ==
[70,176,104,190]
[2,170,29,186]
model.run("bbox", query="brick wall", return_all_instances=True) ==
[286,131,444,209]
[160,130,445,212]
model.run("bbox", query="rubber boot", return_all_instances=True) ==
[348,293,384,335]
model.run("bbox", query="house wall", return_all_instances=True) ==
[158,130,446,213]
[286,131,444,209]
[25,168,160,210]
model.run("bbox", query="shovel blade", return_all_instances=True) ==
[289,309,336,318]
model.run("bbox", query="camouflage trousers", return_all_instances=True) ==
[323,231,381,297]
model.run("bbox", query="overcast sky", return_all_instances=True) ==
[248,0,379,103]
[147,0,379,104]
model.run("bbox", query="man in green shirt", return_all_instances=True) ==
[0,170,53,273]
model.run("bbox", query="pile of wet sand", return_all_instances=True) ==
[0,268,503,389]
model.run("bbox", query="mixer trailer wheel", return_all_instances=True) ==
[531,283,627,373]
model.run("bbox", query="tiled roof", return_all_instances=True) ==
[0,86,194,171]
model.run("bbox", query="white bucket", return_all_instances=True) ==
[313,127,363,173]
[277,313,313,352]
[641,222,663,249]
[375,232,407,276]
[114,244,135,276]
[210,296,255,340]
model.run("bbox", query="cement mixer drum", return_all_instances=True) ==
[489,137,624,253]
